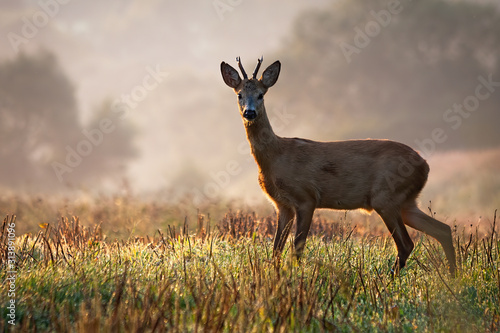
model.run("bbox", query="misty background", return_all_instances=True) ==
[1,0,499,221]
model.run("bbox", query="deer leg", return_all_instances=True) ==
[402,202,457,275]
[294,204,315,260]
[377,208,415,274]
[273,205,295,256]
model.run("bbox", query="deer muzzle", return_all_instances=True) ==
[243,109,257,120]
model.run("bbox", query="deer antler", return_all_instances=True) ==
[236,57,248,79]
[252,56,263,79]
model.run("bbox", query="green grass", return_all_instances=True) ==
[1,209,499,332]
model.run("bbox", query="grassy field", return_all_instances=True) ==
[0,191,500,332]
[1,197,499,332]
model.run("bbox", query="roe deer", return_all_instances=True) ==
[220,57,457,275]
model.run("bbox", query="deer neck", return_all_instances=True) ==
[244,107,279,169]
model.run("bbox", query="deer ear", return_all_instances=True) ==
[221,62,242,89]
[260,61,281,88]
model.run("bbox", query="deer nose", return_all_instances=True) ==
[243,109,257,120]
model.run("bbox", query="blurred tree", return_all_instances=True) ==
[274,0,500,150]
[0,52,137,191]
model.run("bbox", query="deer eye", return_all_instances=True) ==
[237,93,242,99]
[258,94,263,100]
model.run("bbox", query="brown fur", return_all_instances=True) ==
[221,58,457,275]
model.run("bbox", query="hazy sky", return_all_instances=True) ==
[0,0,331,196]
[1,1,329,118]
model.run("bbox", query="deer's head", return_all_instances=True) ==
[221,57,280,125]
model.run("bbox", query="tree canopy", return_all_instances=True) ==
[0,52,137,191]
[274,0,500,151]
